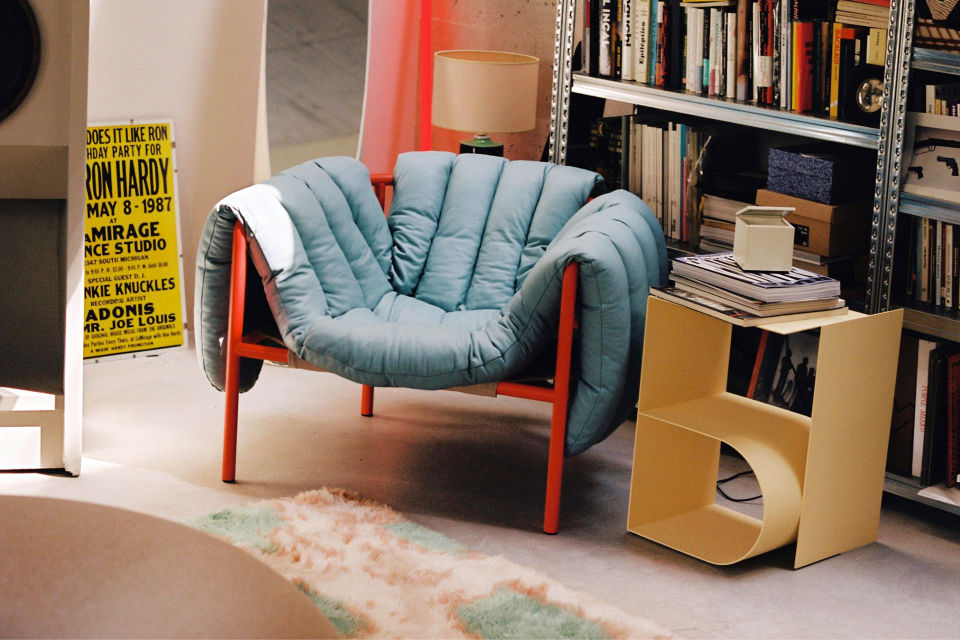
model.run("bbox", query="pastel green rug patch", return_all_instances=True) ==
[297,583,370,638]
[192,489,671,639]
[188,505,283,553]
[384,520,468,556]
[458,587,611,639]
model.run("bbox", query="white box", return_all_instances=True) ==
[733,206,795,272]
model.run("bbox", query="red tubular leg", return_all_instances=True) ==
[361,384,375,417]
[370,174,393,211]
[543,262,579,534]
[222,222,249,483]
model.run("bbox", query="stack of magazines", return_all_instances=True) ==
[651,252,847,326]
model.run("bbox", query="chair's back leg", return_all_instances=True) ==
[361,384,375,416]
[543,261,579,534]
[222,221,249,483]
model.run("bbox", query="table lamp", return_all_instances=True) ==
[431,50,539,156]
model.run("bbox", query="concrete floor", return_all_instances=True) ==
[3,1,960,638]
[3,349,960,638]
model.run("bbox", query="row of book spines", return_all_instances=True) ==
[908,217,960,310]
[909,338,960,487]
[584,0,884,115]
[925,83,960,117]
[625,121,705,243]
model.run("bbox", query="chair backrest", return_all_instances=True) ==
[251,152,601,320]
[387,151,602,312]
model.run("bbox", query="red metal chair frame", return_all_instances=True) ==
[221,174,578,534]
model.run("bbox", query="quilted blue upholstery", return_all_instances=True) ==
[195,152,667,455]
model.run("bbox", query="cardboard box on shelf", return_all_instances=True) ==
[756,189,871,258]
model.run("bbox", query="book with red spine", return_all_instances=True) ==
[794,20,815,112]
[946,351,960,487]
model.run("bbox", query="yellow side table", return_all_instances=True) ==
[628,297,903,568]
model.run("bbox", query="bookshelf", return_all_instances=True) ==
[570,74,880,148]
[548,0,960,517]
[912,47,960,75]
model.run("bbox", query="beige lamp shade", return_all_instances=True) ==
[431,50,539,134]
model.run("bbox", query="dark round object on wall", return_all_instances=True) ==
[0,0,41,122]
[839,63,884,128]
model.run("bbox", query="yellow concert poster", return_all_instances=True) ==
[83,120,186,360]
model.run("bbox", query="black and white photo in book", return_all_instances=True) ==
[904,112,960,205]
[763,330,820,416]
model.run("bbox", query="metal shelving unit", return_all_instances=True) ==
[912,47,960,75]
[894,49,960,344]
[570,74,881,148]
[899,192,960,222]
[885,472,960,516]
[549,0,960,518]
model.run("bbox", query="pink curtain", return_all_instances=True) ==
[358,0,431,175]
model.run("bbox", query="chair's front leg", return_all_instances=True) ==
[543,261,579,534]
[222,222,249,483]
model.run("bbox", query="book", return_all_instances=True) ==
[622,0,635,80]
[726,10,738,98]
[587,0,599,75]
[684,7,703,92]
[670,273,846,314]
[613,0,624,76]
[922,344,949,485]
[650,286,847,326]
[655,0,668,85]
[775,0,787,107]
[829,25,864,118]
[735,0,750,100]
[666,0,685,88]
[765,328,820,415]
[790,0,833,20]
[834,9,888,29]
[649,0,661,81]
[866,27,886,66]
[946,351,960,487]
[635,0,651,83]
[671,252,842,302]
[753,330,787,402]
[836,0,889,16]
[756,0,773,104]
[794,21,815,112]
[913,337,939,478]
[599,0,615,76]
[726,325,785,404]
[888,333,919,476]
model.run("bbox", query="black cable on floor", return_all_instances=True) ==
[716,470,762,503]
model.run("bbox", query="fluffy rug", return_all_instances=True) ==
[189,488,673,639]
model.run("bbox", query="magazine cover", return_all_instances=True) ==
[671,252,841,301]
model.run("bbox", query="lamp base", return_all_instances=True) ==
[459,135,504,157]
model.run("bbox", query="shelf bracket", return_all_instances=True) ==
[869,0,916,313]
[548,0,577,165]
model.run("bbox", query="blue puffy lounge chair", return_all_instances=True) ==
[195,151,667,533]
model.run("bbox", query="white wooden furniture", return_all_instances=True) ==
[0,0,88,473]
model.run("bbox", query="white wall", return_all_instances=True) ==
[87,0,269,336]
